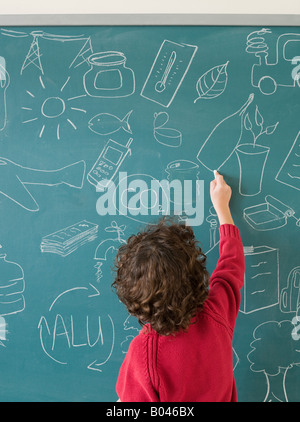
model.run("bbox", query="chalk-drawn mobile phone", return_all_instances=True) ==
[87,138,133,189]
[248,32,300,95]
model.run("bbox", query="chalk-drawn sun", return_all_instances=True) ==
[22,75,87,140]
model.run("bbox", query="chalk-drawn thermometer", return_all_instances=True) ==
[155,51,177,93]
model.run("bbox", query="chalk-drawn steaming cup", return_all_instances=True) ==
[83,52,135,98]
[235,143,270,196]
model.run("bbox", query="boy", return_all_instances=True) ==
[113,171,245,401]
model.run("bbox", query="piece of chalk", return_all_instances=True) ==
[213,170,217,178]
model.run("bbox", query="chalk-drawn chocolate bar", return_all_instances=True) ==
[40,220,98,257]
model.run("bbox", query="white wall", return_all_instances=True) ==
[1,0,300,15]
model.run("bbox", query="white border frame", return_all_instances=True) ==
[0,14,299,26]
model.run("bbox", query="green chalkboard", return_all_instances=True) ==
[0,24,299,402]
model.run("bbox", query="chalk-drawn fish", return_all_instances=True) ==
[88,110,133,136]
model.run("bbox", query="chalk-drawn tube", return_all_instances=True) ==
[197,93,254,172]
[243,195,299,230]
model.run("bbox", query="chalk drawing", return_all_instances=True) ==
[248,320,300,401]
[235,106,278,196]
[0,56,10,132]
[38,284,115,371]
[194,61,229,102]
[276,131,300,192]
[0,158,85,211]
[280,267,300,314]
[153,111,182,148]
[240,245,279,314]
[1,28,93,75]
[87,138,133,190]
[22,75,87,140]
[83,51,135,98]
[41,220,98,257]
[243,195,300,231]
[246,28,300,95]
[141,40,198,107]
[88,110,133,136]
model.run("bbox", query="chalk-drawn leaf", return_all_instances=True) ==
[244,113,252,131]
[255,106,264,127]
[194,61,229,103]
[266,122,279,135]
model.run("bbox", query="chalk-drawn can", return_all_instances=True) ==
[165,160,200,205]
[83,52,135,98]
[0,253,25,316]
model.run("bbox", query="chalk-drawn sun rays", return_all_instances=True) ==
[22,75,87,140]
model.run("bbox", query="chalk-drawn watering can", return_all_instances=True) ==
[83,51,135,98]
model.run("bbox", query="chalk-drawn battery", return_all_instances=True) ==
[87,138,133,189]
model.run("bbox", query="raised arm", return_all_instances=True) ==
[207,171,245,330]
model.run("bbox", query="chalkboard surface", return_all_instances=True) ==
[0,25,299,402]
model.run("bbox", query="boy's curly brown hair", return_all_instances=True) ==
[112,218,210,336]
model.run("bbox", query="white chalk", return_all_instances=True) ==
[213,170,217,179]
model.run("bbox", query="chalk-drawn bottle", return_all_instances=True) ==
[0,253,25,316]
[197,93,254,172]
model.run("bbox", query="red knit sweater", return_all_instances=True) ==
[116,224,245,402]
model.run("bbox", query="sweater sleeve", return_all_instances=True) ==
[206,224,245,332]
[116,333,159,402]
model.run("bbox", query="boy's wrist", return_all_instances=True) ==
[216,206,234,226]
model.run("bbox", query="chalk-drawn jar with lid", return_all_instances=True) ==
[83,51,135,98]
[0,253,25,316]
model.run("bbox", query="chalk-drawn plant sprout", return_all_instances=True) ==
[247,320,300,402]
[235,106,279,196]
[243,106,279,147]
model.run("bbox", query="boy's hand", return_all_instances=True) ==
[210,171,234,225]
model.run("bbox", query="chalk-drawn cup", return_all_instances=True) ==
[83,52,135,98]
[235,143,270,196]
